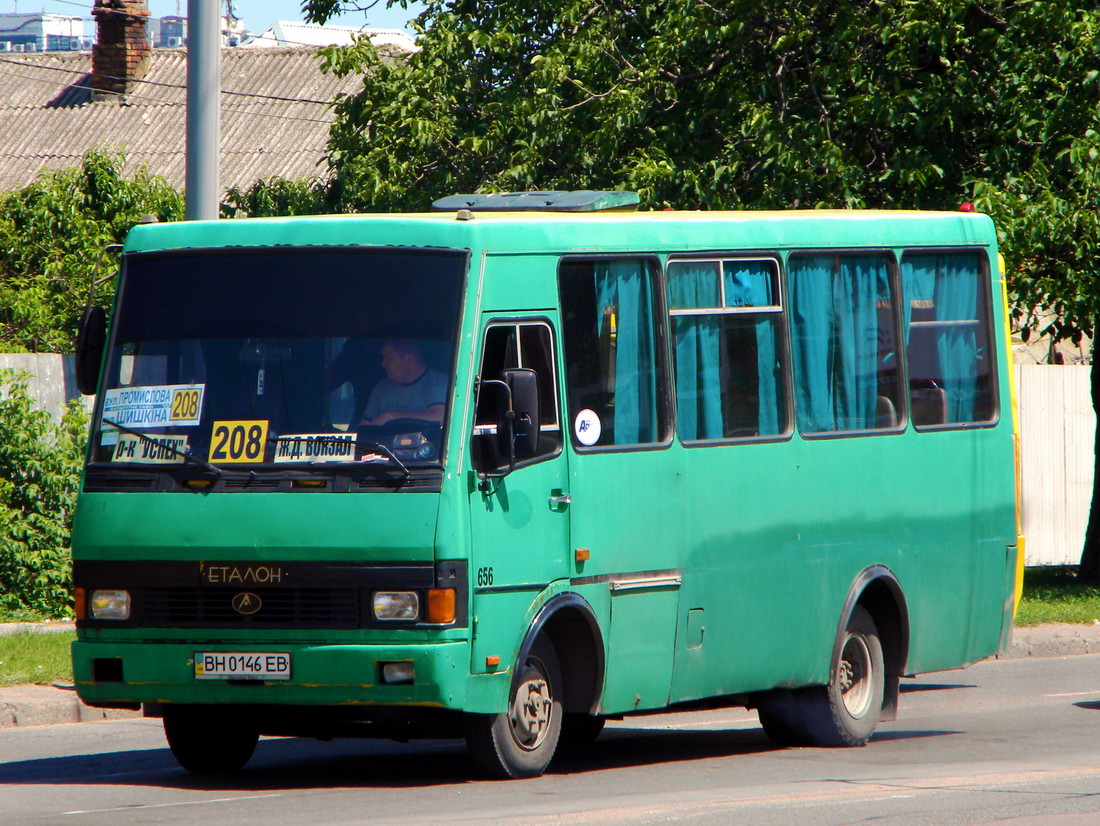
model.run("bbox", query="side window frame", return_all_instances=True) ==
[899,247,1000,432]
[557,254,673,453]
[666,253,794,446]
[785,248,908,440]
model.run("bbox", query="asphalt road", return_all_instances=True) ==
[2,653,1099,825]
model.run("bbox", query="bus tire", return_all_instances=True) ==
[163,705,259,774]
[466,636,563,779]
[757,605,884,748]
[818,605,885,746]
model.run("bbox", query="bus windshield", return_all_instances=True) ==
[88,247,466,474]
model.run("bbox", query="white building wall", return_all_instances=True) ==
[1016,364,1095,566]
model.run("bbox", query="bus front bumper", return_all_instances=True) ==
[72,639,475,710]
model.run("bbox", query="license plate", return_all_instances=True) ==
[194,652,291,680]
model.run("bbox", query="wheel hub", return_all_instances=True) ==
[839,633,873,719]
[510,677,552,750]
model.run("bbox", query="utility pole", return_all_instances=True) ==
[185,0,220,220]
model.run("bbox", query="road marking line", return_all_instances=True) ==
[1043,691,1097,698]
[62,793,282,815]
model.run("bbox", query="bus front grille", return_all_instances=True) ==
[143,587,360,628]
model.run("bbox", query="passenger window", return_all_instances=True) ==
[472,321,561,466]
[667,258,789,441]
[901,252,996,427]
[559,258,669,448]
[788,253,903,435]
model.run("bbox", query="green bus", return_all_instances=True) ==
[71,191,1022,778]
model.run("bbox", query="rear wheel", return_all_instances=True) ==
[758,605,885,748]
[466,637,563,779]
[163,705,259,774]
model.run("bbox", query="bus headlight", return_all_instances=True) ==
[373,591,420,620]
[90,589,131,620]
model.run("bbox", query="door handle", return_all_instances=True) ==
[548,492,571,508]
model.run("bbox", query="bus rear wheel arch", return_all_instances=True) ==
[757,605,885,747]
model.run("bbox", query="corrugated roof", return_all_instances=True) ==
[0,45,404,195]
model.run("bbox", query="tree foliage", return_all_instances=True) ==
[0,150,183,353]
[0,370,87,617]
[303,0,1100,341]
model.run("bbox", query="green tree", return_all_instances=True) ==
[301,0,1100,575]
[0,149,183,353]
[0,370,87,617]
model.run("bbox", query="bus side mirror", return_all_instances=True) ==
[501,368,540,460]
[75,305,106,396]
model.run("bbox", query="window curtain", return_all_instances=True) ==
[668,263,721,440]
[836,256,884,430]
[902,254,981,423]
[596,260,660,443]
[724,262,780,435]
[789,256,837,432]
[789,255,886,432]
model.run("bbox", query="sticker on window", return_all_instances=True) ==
[209,420,269,464]
[103,384,205,428]
[111,433,190,464]
[272,433,356,463]
[574,409,602,446]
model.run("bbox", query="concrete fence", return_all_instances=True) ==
[1,355,1094,567]
[0,353,83,420]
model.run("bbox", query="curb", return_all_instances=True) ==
[2,622,1099,730]
[0,684,140,728]
[998,622,1100,659]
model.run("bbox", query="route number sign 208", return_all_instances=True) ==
[209,420,269,463]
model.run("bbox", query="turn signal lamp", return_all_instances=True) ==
[426,588,456,623]
[74,587,86,621]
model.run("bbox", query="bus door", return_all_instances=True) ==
[467,318,570,672]
[557,256,682,714]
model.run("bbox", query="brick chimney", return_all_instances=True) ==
[92,0,152,100]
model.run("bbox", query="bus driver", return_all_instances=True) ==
[357,339,447,427]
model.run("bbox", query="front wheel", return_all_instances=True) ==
[163,705,259,774]
[466,637,563,779]
[757,605,885,748]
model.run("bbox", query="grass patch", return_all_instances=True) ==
[0,631,75,686]
[1015,566,1100,627]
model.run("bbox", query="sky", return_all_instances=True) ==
[29,1,427,35]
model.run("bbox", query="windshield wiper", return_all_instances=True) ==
[101,418,223,477]
[356,439,413,477]
[357,439,411,479]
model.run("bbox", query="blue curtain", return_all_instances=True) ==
[901,254,981,423]
[789,256,837,433]
[836,256,884,430]
[595,260,659,444]
[669,263,721,440]
[724,262,780,435]
[789,255,890,432]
